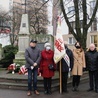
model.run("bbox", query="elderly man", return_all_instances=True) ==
[85,43,98,93]
[25,39,41,96]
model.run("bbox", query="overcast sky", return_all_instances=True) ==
[0,0,9,11]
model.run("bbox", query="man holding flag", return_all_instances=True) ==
[53,16,65,93]
[61,41,73,93]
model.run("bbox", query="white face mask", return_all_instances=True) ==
[46,46,51,51]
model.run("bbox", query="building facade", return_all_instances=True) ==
[61,0,98,49]
[0,0,12,47]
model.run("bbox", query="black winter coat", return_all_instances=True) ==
[61,48,74,72]
[85,49,98,71]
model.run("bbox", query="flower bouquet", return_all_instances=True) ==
[8,63,16,74]
[18,65,28,75]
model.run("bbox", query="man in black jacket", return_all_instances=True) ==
[61,41,74,93]
[85,43,98,93]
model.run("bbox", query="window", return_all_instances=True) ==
[73,37,76,44]
[90,35,98,47]
[69,37,73,44]
[68,6,75,15]
[90,1,96,15]
[91,18,97,32]
[68,37,76,44]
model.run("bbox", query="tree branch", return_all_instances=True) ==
[60,0,77,38]
[81,0,88,44]
[29,0,50,19]
[73,0,81,39]
[82,0,87,29]
[87,0,98,29]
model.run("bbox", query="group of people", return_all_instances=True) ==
[25,39,98,96]
[25,39,56,96]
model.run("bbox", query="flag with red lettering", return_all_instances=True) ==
[54,16,65,63]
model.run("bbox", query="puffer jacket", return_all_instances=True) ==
[85,49,98,71]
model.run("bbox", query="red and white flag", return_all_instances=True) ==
[54,16,65,63]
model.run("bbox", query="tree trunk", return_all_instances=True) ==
[60,0,98,51]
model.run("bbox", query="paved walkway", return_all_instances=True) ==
[0,82,98,98]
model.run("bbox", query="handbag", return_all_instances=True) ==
[48,64,54,70]
[45,53,54,71]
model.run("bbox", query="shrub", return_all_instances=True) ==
[0,45,18,68]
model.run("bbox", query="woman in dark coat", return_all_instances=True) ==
[40,43,56,94]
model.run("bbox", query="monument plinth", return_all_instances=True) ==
[14,14,30,64]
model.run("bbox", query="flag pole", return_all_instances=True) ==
[59,60,62,94]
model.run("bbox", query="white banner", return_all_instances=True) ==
[54,17,65,63]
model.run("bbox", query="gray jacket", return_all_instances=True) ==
[25,46,41,69]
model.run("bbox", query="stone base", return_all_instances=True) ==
[13,51,26,65]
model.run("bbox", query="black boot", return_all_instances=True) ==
[95,89,98,93]
[75,86,79,91]
[44,90,48,94]
[48,89,52,95]
[72,87,76,91]
[72,86,78,92]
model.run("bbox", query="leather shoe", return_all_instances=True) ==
[44,90,48,94]
[27,91,32,96]
[64,90,69,93]
[48,90,52,95]
[63,89,69,93]
[72,87,78,92]
[72,87,76,91]
[34,90,40,95]
[87,88,93,92]
[95,89,98,93]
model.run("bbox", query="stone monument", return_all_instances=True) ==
[30,34,54,51]
[14,14,30,64]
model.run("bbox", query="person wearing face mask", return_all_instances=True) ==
[72,42,86,91]
[85,43,98,93]
[40,42,56,95]
[25,39,41,96]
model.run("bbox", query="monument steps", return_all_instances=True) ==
[0,82,59,91]
[0,77,59,85]
[0,71,89,91]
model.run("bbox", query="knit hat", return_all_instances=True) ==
[44,43,51,48]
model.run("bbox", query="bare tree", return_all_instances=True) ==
[0,9,11,31]
[27,0,48,34]
[60,0,98,50]
[9,3,22,45]
[0,0,49,45]
[12,0,49,34]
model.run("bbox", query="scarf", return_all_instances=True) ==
[63,51,70,70]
